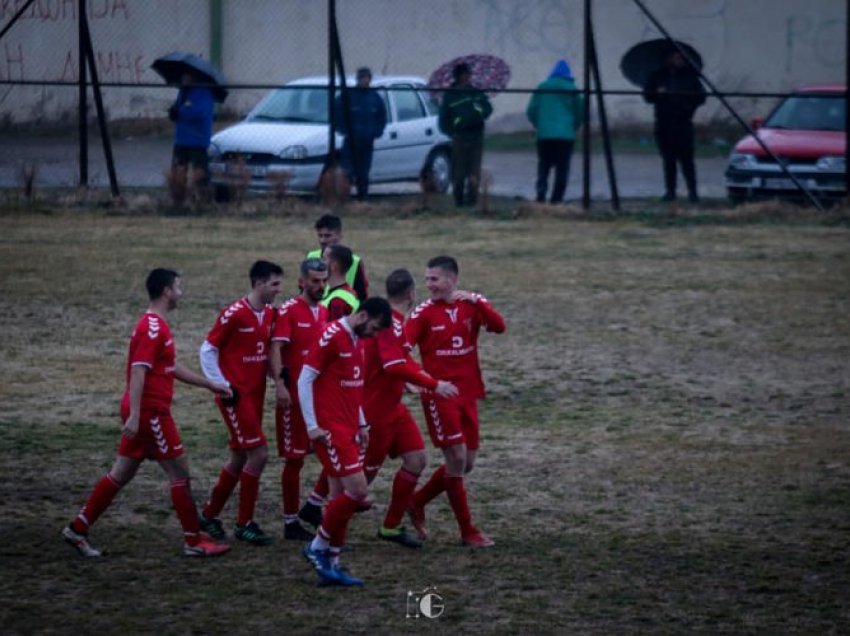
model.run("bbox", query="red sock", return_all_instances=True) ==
[281,458,304,517]
[237,467,261,527]
[444,474,474,536]
[71,474,122,533]
[384,467,419,529]
[170,478,201,546]
[412,464,446,508]
[203,466,240,520]
[319,491,360,548]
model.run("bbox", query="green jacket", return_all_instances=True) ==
[439,86,493,141]
[526,76,584,141]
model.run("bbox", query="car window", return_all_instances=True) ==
[765,94,846,132]
[391,84,426,122]
[379,88,392,123]
[249,87,328,124]
[422,91,440,116]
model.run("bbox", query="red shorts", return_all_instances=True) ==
[420,395,480,451]
[364,404,425,473]
[315,426,363,478]
[275,400,309,459]
[117,405,184,461]
[216,391,267,450]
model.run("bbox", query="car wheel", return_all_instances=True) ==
[424,148,451,193]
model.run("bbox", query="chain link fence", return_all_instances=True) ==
[0,0,845,203]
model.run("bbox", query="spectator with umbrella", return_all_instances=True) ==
[438,62,493,208]
[525,58,584,204]
[152,53,228,196]
[634,41,706,203]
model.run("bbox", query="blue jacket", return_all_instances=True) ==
[173,87,214,148]
[335,88,386,140]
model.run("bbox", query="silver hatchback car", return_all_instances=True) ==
[208,75,452,197]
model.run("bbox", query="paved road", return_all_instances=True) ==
[0,134,729,200]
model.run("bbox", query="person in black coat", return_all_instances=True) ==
[335,67,387,200]
[643,48,706,202]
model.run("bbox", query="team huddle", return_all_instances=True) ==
[61,214,506,587]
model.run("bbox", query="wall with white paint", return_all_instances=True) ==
[0,0,844,129]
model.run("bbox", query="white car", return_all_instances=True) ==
[208,75,452,197]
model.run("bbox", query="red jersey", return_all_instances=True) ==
[123,312,175,411]
[272,296,328,397]
[405,295,506,400]
[303,320,365,430]
[363,309,437,422]
[205,297,274,396]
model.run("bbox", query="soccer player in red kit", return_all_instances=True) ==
[199,260,283,546]
[296,244,360,524]
[363,269,458,548]
[299,298,391,586]
[62,268,231,558]
[269,257,329,541]
[405,256,506,548]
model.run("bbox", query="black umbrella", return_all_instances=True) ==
[151,51,228,102]
[620,39,703,88]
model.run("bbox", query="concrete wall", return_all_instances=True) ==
[0,0,844,128]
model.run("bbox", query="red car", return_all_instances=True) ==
[725,85,846,203]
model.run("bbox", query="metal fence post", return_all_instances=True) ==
[78,0,88,189]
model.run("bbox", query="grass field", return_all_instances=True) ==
[1,196,849,634]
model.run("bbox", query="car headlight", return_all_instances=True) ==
[280,145,308,159]
[728,152,757,168]
[815,156,845,171]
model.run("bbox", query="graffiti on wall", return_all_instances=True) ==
[0,0,149,83]
[0,0,129,22]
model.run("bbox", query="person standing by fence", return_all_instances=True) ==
[439,63,493,208]
[526,59,584,204]
[335,67,387,200]
[643,47,706,203]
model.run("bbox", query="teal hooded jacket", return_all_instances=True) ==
[526,60,584,141]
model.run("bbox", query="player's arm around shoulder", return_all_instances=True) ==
[453,290,506,334]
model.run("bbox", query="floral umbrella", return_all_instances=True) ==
[427,54,511,102]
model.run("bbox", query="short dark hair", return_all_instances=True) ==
[356,66,372,79]
[385,269,414,300]
[315,213,342,232]
[250,260,283,286]
[452,62,471,81]
[300,257,328,277]
[146,268,179,300]
[360,296,392,328]
[326,244,353,274]
[427,255,459,275]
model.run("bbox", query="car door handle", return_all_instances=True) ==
[390,131,398,139]
[425,128,433,136]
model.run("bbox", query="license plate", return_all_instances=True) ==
[211,162,267,178]
[762,177,797,189]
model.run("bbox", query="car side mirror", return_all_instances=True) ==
[750,117,764,131]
